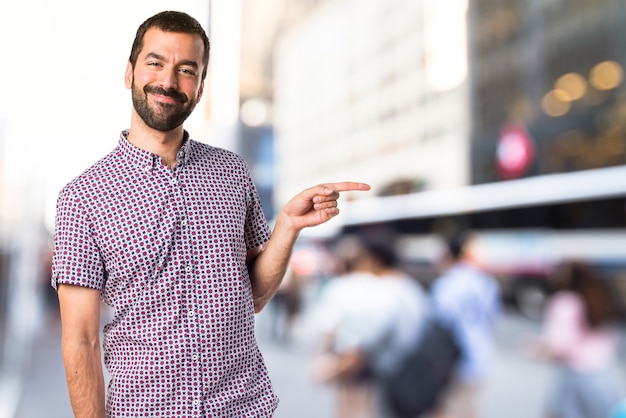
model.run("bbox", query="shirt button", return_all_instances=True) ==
[188,310,195,317]
[185,264,192,273]
[170,178,177,186]
[181,219,188,227]
[193,399,200,407]
[143,165,151,173]
[192,354,199,361]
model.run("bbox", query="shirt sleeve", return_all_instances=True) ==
[243,167,271,250]
[51,185,105,292]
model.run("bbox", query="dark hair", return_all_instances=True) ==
[363,239,397,268]
[445,232,470,261]
[129,11,211,80]
[559,261,616,328]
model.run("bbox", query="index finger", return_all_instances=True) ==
[324,182,371,193]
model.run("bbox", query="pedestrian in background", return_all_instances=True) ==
[530,261,625,418]
[429,233,501,418]
[52,10,369,418]
[269,265,304,345]
[311,234,429,418]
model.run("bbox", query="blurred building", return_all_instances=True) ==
[465,0,626,229]
[259,0,626,230]
[253,0,626,316]
[236,0,302,218]
[0,117,6,332]
[469,0,626,183]
[271,0,470,205]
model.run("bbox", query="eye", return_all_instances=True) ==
[180,68,197,77]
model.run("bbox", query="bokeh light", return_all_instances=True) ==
[542,90,572,117]
[590,60,623,91]
[554,72,587,101]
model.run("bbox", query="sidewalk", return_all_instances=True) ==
[8,312,334,418]
[3,307,599,418]
[13,319,72,418]
[256,310,335,417]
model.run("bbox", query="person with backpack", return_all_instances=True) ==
[429,233,502,418]
[311,233,429,418]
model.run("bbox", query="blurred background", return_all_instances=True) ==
[1,0,626,417]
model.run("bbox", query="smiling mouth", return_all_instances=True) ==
[144,86,188,104]
[151,94,180,105]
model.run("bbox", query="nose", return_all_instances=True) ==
[159,67,178,90]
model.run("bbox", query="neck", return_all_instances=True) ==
[127,112,185,168]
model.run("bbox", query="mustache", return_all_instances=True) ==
[144,85,188,104]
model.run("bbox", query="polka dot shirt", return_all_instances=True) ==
[52,131,278,417]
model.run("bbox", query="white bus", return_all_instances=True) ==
[306,165,626,319]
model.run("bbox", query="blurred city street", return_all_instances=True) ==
[6,295,622,418]
[258,305,559,418]
[1,1,626,418]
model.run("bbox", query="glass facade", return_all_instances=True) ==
[468,0,626,183]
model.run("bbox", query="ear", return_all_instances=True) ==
[124,61,133,89]
[196,80,205,101]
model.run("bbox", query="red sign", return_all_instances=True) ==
[496,123,535,179]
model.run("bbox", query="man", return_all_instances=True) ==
[52,11,369,418]
[430,233,501,418]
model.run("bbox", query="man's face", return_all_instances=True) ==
[125,28,205,132]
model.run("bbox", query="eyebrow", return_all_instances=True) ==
[144,52,200,70]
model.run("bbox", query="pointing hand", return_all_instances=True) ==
[280,182,371,231]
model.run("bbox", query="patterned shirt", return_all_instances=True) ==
[52,131,277,417]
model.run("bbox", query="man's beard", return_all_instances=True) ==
[131,80,197,132]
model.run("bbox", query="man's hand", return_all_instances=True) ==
[281,182,370,231]
[249,182,369,312]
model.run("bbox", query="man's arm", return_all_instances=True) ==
[248,182,369,312]
[57,284,105,418]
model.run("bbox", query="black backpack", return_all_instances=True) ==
[381,318,461,418]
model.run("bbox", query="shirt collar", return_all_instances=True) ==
[117,130,193,171]
[176,132,192,167]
